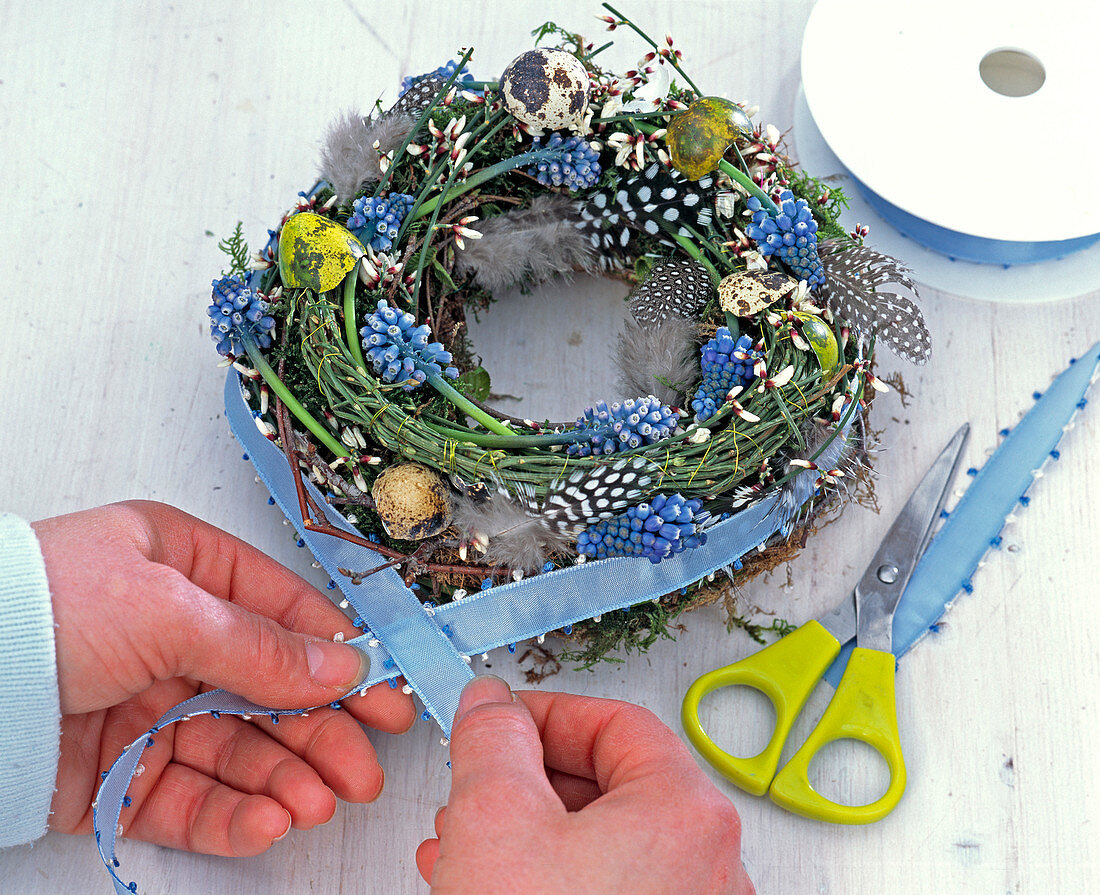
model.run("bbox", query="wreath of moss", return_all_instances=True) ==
[210,7,927,666]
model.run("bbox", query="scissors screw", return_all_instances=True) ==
[877,563,899,584]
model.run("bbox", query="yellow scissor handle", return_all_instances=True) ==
[681,620,841,796]
[769,646,906,824]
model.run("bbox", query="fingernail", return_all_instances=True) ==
[273,810,292,842]
[306,640,370,690]
[454,674,512,722]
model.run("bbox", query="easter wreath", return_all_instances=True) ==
[209,8,930,668]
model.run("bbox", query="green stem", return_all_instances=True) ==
[671,233,719,283]
[404,144,554,317]
[591,110,671,125]
[408,157,465,319]
[375,47,476,196]
[242,338,349,458]
[718,159,779,215]
[678,222,740,276]
[585,40,614,61]
[425,422,582,449]
[602,2,702,96]
[409,147,553,223]
[394,105,508,251]
[403,156,454,240]
[395,104,502,245]
[342,263,366,372]
[769,369,866,490]
[427,372,516,437]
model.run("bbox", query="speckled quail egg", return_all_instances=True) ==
[371,463,452,540]
[500,48,590,134]
[718,270,797,317]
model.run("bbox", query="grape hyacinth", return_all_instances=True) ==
[691,329,761,423]
[746,190,825,288]
[576,493,707,564]
[360,299,458,391]
[400,59,479,96]
[347,193,415,253]
[207,275,275,358]
[566,396,679,457]
[527,134,602,191]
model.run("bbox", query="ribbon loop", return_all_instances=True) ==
[92,370,837,889]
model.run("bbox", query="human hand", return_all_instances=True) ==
[416,676,755,895]
[33,500,416,856]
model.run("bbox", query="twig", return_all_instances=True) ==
[271,394,526,581]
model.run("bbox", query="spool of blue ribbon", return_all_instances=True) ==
[851,176,1100,266]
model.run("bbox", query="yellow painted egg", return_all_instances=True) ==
[371,463,453,541]
[666,97,753,180]
[278,212,365,292]
[795,311,839,374]
[500,48,590,134]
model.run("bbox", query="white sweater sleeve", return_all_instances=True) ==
[0,513,61,848]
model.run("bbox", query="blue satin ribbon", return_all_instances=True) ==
[825,341,1100,685]
[94,342,1097,891]
[93,369,843,892]
[852,176,1100,266]
[220,371,831,731]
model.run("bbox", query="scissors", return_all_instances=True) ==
[682,425,969,824]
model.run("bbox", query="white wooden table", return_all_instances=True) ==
[3,2,1098,892]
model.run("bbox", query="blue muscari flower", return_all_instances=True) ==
[576,493,707,564]
[347,193,415,253]
[566,396,678,457]
[360,299,458,391]
[691,329,761,423]
[527,133,602,191]
[207,275,275,358]
[746,190,825,288]
[400,59,480,96]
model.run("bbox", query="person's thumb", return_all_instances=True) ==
[171,589,369,708]
[447,675,556,811]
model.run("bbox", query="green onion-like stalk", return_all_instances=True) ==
[242,336,349,458]
[410,148,569,223]
[601,2,703,97]
[717,159,780,216]
[425,373,517,438]
[421,421,587,449]
[374,47,476,196]
[342,263,367,372]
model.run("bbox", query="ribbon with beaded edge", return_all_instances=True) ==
[92,369,844,893]
[823,341,1100,684]
[217,367,852,728]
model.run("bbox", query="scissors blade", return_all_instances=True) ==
[814,591,858,645]
[855,424,970,652]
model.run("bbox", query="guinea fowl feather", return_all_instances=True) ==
[451,458,652,572]
[819,239,931,365]
[576,161,717,259]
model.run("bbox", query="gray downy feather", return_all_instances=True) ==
[453,194,597,292]
[772,419,860,532]
[614,315,700,409]
[318,111,415,201]
[450,487,574,573]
